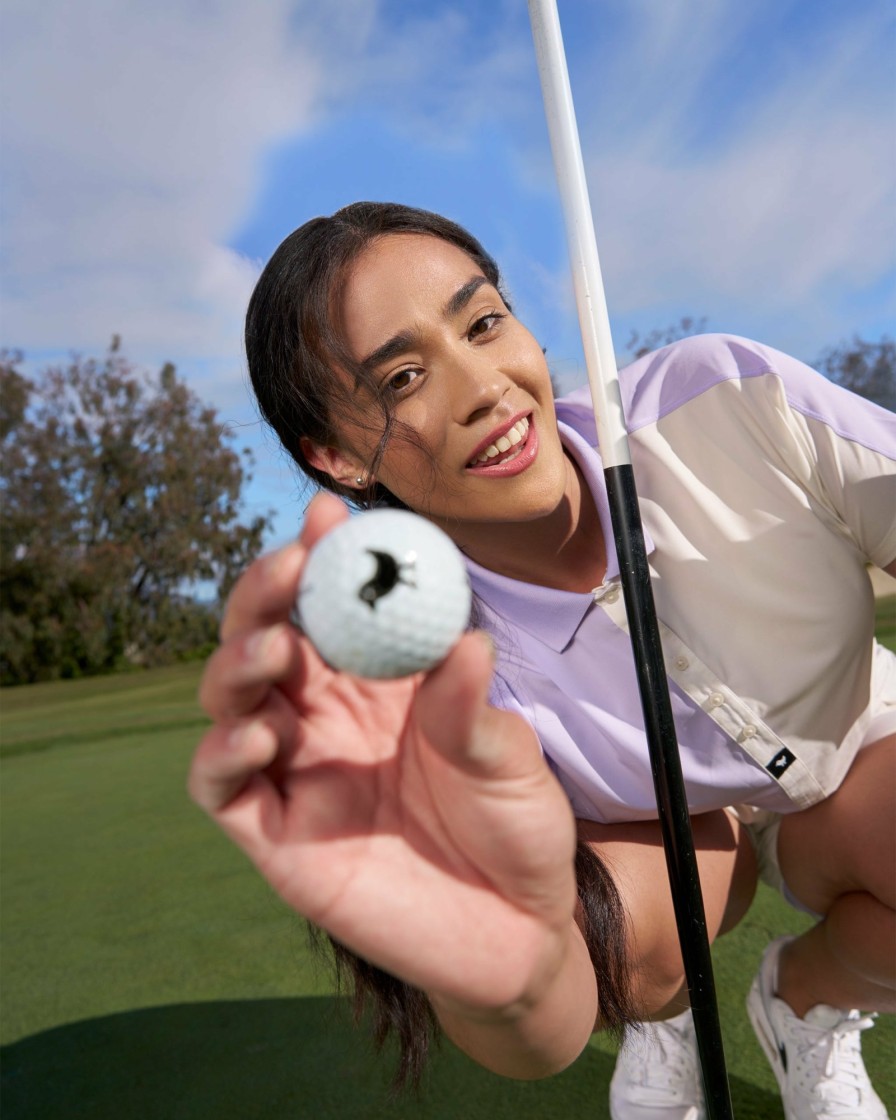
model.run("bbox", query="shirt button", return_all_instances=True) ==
[707,692,724,709]
[740,724,758,741]
[675,655,689,671]
[604,587,620,604]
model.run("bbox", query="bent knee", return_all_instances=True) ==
[779,735,896,914]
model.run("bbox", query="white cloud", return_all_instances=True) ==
[0,0,538,396]
[1,0,327,374]
[558,0,896,351]
[589,109,894,308]
[340,3,535,147]
[2,0,891,451]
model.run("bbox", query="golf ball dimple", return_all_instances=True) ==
[296,509,472,679]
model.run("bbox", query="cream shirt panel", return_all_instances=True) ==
[629,374,895,804]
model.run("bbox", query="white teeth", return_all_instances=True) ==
[472,417,530,465]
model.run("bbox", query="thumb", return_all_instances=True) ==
[414,631,541,775]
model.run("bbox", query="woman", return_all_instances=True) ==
[189,202,895,1119]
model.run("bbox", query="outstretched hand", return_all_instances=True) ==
[189,493,579,1012]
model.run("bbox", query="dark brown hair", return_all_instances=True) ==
[247,202,637,1084]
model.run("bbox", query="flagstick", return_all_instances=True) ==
[526,3,734,1115]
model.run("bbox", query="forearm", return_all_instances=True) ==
[428,919,598,1079]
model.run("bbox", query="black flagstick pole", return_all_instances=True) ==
[526,3,734,1116]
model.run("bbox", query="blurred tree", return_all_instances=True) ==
[621,316,708,362]
[813,335,895,412]
[0,341,272,685]
[621,325,894,414]
[548,316,708,395]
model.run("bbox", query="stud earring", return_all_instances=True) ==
[355,476,365,486]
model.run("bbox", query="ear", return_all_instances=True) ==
[300,436,370,488]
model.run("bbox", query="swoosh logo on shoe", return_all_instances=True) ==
[778,1041,788,1072]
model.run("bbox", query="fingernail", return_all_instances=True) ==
[228,719,271,752]
[263,542,302,582]
[228,721,254,750]
[246,625,289,663]
[466,723,504,766]
[477,630,497,661]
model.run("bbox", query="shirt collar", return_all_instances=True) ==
[465,416,654,652]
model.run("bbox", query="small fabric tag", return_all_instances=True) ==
[766,747,796,778]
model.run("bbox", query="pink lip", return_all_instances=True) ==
[465,413,538,478]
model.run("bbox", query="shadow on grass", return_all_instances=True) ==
[1,997,782,1120]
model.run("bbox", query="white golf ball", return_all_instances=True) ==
[297,509,472,679]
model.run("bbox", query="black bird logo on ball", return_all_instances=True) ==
[359,549,417,608]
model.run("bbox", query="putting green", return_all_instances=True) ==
[1,657,893,1118]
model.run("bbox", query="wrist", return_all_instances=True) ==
[428,938,566,1025]
[426,919,597,1078]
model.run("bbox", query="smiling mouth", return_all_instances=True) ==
[467,416,531,468]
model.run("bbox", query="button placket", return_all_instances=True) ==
[592,580,623,609]
[597,600,824,802]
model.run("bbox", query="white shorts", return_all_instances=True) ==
[731,640,896,916]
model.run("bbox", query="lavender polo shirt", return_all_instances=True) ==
[467,335,896,824]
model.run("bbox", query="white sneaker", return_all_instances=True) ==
[746,936,888,1119]
[609,1008,706,1120]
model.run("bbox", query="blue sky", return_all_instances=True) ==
[3,0,894,547]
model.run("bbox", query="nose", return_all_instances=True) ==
[445,348,512,426]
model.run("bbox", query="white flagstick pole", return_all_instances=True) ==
[527,3,733,1116]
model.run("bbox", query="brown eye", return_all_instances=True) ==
[469,313,504,339]
[386,368,422,393]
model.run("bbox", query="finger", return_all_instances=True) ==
[220,494,349,642]
[189,717,280,815]
[188,685,301,814]
[299,491,351,549]
[415,631,542,776]
[199,622,299,721]
[220,544,306,642]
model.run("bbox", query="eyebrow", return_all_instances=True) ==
[444,275,489,318]
[360,274,491,371]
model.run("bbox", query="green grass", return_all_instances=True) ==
[1,655,894,1119]
[875,595,896,653]
[0,663,209,760]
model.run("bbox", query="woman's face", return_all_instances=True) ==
[323,233,573,549]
